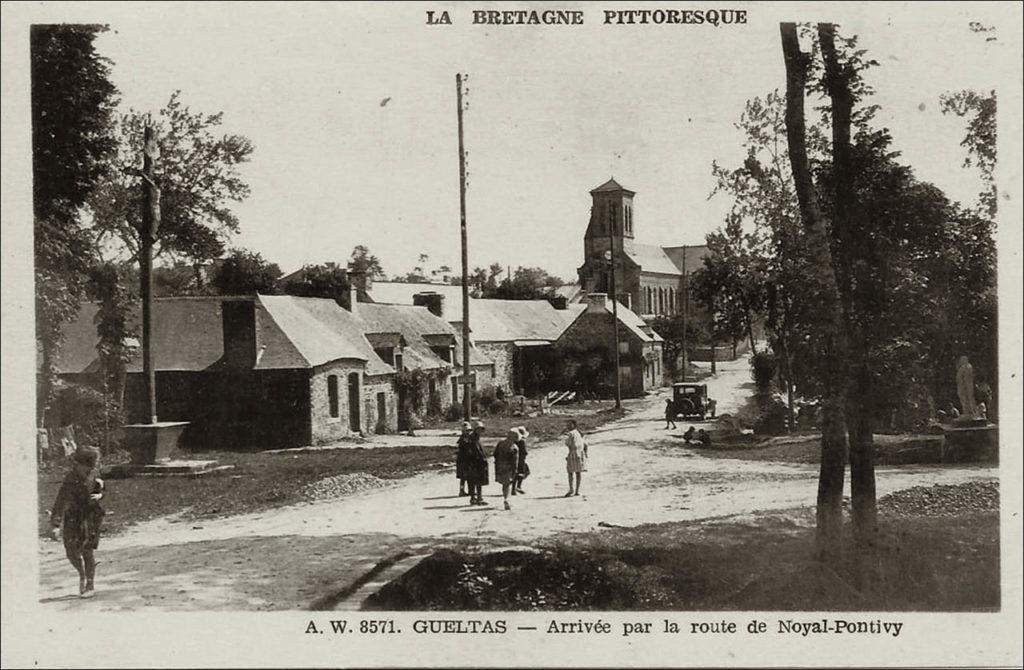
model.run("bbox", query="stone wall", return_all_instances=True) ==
[555,311,658,397]
[475,341,515,393]
[309,360,367,443]
[638,273,683,316]
[363,374,398,434]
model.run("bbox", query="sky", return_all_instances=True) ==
[72,2,1015,280]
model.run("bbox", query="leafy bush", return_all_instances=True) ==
[754,397,788,435]
[750,350,777,394]
[50,382,124,452]
[444,403,464,422]
[475,386,499,414]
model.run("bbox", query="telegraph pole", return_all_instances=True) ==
[680,244,687,382]
[608,207,622,409]
[456,74,472,419]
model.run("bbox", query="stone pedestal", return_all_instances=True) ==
[122,421,190,465]
[942,421,998,463]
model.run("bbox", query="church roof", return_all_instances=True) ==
[624,243,684,275]
[662,245,709,273]
[590,178,634,194]
[622,243,710,276]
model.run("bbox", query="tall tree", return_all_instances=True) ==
[31,24,119,424]
[282,262,353,308]
[490,266,565,300]
[348,245,386,283]
[89,91,254,270]
[780,22,850,559]
[940,89,996,219]
[818,22,878,549]
[689,216,766,355]
[212,248,283,295]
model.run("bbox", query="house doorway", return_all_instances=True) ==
[397,386,409,431]
[347,373,361,433]
[376,392,387,433]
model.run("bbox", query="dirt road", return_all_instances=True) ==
[38,356,996,610]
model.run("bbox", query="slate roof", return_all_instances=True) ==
[368,281,465,319]
[590,178,634,194]
[553,283,584,302]
[469,299,580,343]
[53,296,394,375]
[357,303,453,372]
[662,245,709,274]
[558,298,663,345]
[624,242,685,275]
[260,295,393,374]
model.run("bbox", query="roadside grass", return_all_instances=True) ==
[37,445,455,536]
[366,508,1000,612]
[665,431,949,465]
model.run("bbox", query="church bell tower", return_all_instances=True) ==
[583,178,635,261]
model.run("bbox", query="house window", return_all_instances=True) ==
[327,374,339,418]
[619,341,630,355]
[394,352,404,371]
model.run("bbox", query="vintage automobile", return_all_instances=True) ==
[671,382,717,420]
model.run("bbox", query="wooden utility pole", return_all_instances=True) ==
[608,207,622,409]
[140,123,160,423]
[456,74,472,419]
[680,244,687,382]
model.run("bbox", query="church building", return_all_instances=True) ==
[576,178,708,319]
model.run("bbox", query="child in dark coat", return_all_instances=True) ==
[664,399,677,429]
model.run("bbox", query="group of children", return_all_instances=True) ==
[665,399,712,446]
[456,420,530,510]
[457,418,589,510]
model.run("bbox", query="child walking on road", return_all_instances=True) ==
[512,426,530,495]
[50,446,106,597]
[493,429,521,511]
[467,420,490,505]
[664,399,677,429]
[563,419,588,497]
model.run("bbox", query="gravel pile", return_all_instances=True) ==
[878,481,999,517]
[300,472,394,502]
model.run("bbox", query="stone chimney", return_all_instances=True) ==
[222,299,257,368]
[413,292,444,318]
[347,282,359,315]
[550,295,568,310]
[586,293,608,313]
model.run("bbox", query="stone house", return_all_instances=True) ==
[354,301,493,429]
[553,293,665,396]
[52,294,397,450]
[460,298,580,394]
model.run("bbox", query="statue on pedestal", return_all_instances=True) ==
[955,355,978,420]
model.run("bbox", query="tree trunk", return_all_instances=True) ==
[846,364,877,547]
[781,22,849,560]
[746,312,758,355]
[780,330,795,432]
[819,23,878,551]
